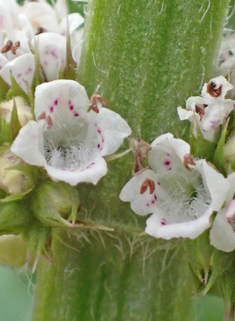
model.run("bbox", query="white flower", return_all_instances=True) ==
[177,77,234,142]
[120,133,229,239]
[11,80,131,186]
[210,172,235,252]
[201,76,233,102]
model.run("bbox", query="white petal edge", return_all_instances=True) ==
[210,208,235,252]
[96,108,132,156]
[146,207,213,240]
[45,157,108,186]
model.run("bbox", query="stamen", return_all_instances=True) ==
[35,27,47,35]
[90,94,109,113]
[183,154,196,171]
[38,111,53,129]
[195,104,205,119]
[11,41,20,55]
[130,138,152,175]
[206,81,222,97]
[140,178,155,194]
[1,40,13,53]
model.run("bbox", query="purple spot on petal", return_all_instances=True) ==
[157,182,160,185]
[50,49,58,59]
[97,144,100,149]
[17,73,22,78]
[151,200,155,204]
[168,167,172,171]
[161,219,167,225]
[97,129,101,134]
[54,99,58,105]
[69,105,74,111]
[25,67,32,75]
[164,160,171,166]
[146,203,149,207]
[74,112,79,117]
[102,138,104,143]
[154,194,157,200]
[50,106,54,113]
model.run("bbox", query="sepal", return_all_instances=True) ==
[186,231,234,296]
[31,180,80,227]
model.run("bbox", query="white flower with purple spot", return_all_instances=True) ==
[120,133,229,240]
[11,79,131,186]
[177,76,235,142]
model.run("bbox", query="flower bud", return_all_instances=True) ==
[31,180,80,227]
[0,201,31,235]
[0,145,34,194]
[0,96,33,144]
[224,134,235,171]
[0,96,33,126]
[0,235,27,267]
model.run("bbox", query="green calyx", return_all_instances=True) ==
[31,180,80,228]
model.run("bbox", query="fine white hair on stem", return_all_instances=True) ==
[198,0,210,23]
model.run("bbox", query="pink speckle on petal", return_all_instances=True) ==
[50,50,58,59]
[97,144,100,149]
[17,73,22,78]
[164,160,171,166]
[50,106,54,113]
[154,194,157,200]
[161,219,167,226]
[146,203,150,207]
[74,112,79,117]
[97,129,101,134]
[157,182,160,185]
[54,99,58,105]
[69,105,74,111]
[25,68,32,75]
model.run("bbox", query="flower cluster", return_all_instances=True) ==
[177,76,234,142]
[0,0,84,92]
[119,76,235,253]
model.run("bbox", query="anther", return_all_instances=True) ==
[140,178,155,194]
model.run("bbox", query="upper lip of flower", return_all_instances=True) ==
[10,79,132,186]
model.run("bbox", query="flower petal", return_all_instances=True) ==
[119,169,169,216]
[0,53,35,93]
[11,120,46,167]
[45,157,108,186]
[96,108,132,156]
[146,207,213,240]
[201,98,234,131]
[32,33,66,81]
[195,159,230,211]
[34,79,90,120]
[210,208,235,252]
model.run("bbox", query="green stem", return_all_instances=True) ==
[33,229,194,321]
